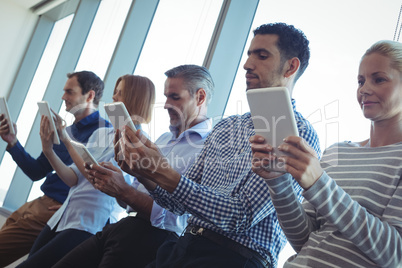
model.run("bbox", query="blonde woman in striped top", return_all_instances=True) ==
[250,40,402,267]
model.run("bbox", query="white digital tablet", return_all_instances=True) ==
[70,140,99,167]
[247,87,298,172]
[37,101,60,145]
[0,97,15,135]
[104,102,137,132]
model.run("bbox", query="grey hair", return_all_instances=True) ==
[164,64,215,104]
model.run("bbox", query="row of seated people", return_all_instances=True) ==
[0,22,401,268]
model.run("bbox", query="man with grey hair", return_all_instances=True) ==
[52,64,214,268]
[163,64,213,136]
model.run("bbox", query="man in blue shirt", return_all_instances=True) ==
[0,71,111,267]
[115,23,321,268]
[52,65,214,268]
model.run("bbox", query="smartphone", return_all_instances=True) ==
[70,140,99,167]
[104,102,137,132]
[247,87,298,172]
[0,97,15,135]
[37,101,60,145]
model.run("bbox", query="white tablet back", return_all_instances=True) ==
[247,87,298,172]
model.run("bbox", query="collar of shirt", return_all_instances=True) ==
[168,118,212,141]
[291,98,296,111]
[74,110,101,130]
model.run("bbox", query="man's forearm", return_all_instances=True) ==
[120,186,154,220]
[150,167,181,193]
[124,164,181,193]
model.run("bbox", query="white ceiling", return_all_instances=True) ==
[13,0,45,9]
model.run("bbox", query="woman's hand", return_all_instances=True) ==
[277,136,323,190]
[51,109,69,142]
[85,162,130,197]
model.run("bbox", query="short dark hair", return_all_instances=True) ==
[164,65,214,104]
[67,71,104,105]
[253,23,310,82]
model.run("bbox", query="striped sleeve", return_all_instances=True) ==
[266,173,318,252]
[304,172,402,267]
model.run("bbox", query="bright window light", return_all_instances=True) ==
[134,0,223,141]
[225,0,401,151]
[0,14,73,206]
[59,0,132,126]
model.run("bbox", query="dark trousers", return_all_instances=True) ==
[16,224,93,268]
[53,216,174,268]
[146,233,269,268]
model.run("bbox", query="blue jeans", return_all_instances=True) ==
[146,233,270,268]
[16,224,92,268]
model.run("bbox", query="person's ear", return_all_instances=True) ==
[284,57,300,78]
[196,88,207,106]
[86,90,96,103]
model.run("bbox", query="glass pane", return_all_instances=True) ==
[134,0,223,141]
[58,0,132,125]
[74,0,132,78]
[225,0,400,149]
[33,0,132,201]
[0,14,74,206]
[223,0,401,265]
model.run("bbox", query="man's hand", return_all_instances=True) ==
[116,126,181,193]
[251,135,323,189]
[40,116,55,155]
[0,114,17,148]
[250,135,283,180]
[85,161,130,198]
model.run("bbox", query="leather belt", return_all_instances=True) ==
[185,224,270,267]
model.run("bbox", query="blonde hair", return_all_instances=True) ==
[363,40,402,74]
[114,75,155,124]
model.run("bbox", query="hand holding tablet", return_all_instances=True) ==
[37,101,60,145]
[104,102,137,132]
[247,87,298,172]
[0,97,15,135]
[70,140,99,167]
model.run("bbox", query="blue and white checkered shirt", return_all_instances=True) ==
[151,99,321,266]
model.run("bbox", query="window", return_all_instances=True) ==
[134,0,223,141]
[59,0,132,126]
[225,0,401,150]
[0,14,73,206]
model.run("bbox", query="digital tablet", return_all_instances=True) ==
[37,101,60,145]
[70,140,99,167]
[0,97,15,135]
[247,87,298,172]
[104,102,137,132]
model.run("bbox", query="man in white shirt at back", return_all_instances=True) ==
[53,64,215,268]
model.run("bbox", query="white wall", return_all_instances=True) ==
[0,0,38,98]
